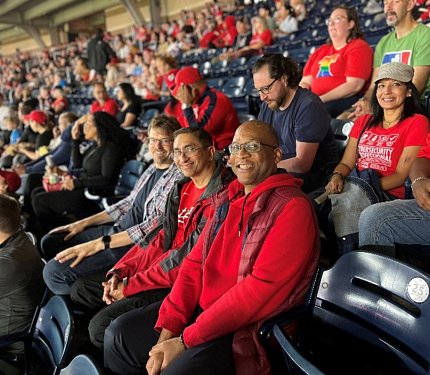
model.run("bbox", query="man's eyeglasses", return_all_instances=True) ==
[228,141,277,155]
[148,138,173,146]
[172,146,207,159]
[255,78,278,95]
[325,16,348,26]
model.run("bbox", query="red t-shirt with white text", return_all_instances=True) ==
[349,113,429,198]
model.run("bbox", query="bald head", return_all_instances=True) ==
[230,120,282,194]
[236,120,279,146]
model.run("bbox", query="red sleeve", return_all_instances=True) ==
[401,115,429,148]
[183,198,319,347]
[348,114,373,139]
[155,222,209,335]
[108,231,166,279]
[90,102,98,113]
[344,39,373,79]
[417,133,430,159]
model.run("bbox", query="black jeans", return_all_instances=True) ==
[70,272,170,350]
[104,301,235,375]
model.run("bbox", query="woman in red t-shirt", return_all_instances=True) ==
[327,62,429,199]
[300,6,373,117]
[234,16,272,58]
[322,62,429,255]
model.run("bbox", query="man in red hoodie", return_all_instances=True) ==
[104,120,320,375]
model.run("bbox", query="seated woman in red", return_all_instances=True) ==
[300,6,373,117]
[323,62,429,254]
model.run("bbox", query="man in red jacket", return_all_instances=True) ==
[104,121,320,375]
[70,127,233,350]
[164,66,240,150]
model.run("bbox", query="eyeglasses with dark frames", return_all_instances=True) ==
[172,146,207,159]
[255,78,278,95]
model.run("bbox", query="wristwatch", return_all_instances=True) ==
[102,235,111,250]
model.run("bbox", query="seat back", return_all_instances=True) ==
[60,354,102,375]
[330,119,353,157]
[114,159,146,196]
[33,295,74,372]
[261,252,430,374]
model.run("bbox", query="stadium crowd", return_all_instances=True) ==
[0,0,430,373]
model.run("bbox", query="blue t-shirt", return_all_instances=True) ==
[258,87,338,173]
[9,129,22,144]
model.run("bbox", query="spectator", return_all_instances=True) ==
[0,195,44,357]
[115,82,142,128]
[87,28,115,75]
[290,0,307,22]
[165,66,240,150]
[300,6,373,117]
[258,3,276,31]
[15,110,53,162]
[89,82,119,117]
[0,93,11,131]
[29,112,132,237]
[234,16,273,58]
[276,3,299,35]
[0,116,21,147]
[38,85,53,111]
[74,57,91,84]
[216,16,252,62]
[324,62,428,254]
[51,86,68,114]
[253,54,339,193]
[347,0,430,120]
[104,121,320,375]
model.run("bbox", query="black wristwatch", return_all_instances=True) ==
[102,235,111,250]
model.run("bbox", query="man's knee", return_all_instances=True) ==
[43,259,75,295]
[89,311,108,350]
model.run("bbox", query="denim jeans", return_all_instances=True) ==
[43,244,131,295]
[359,199,430,248]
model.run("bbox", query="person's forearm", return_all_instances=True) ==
[156,328,175,344]
[410,157,430,180]
[80,211,113,228]
[108,231,133,248]
[320,81,364,103]
[380,172,408,192]
[278,157,312,173]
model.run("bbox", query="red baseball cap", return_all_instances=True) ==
[173,67,202,96]
[0,170,21,193]
[164,69,179,92]
[24,110,47,125]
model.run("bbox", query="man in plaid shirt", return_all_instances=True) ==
[41,115,183,295]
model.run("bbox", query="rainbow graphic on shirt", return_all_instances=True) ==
[316,54,339,77]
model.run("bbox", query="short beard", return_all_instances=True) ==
[385,12,399,27]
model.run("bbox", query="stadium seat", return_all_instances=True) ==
[260,251,430,375]
[0,295,74,375]
[139,108,160,128]
[60,354,103,375]
[330,119,353,157]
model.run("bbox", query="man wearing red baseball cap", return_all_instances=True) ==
[167,66,240,150]
[17,110,52,162]
[0,170,21,195]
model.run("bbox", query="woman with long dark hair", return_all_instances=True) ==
[116,82,142,128]
[323,62,429,254]
[30,112,132,237]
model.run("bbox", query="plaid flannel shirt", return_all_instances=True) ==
[106,163,182,245]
